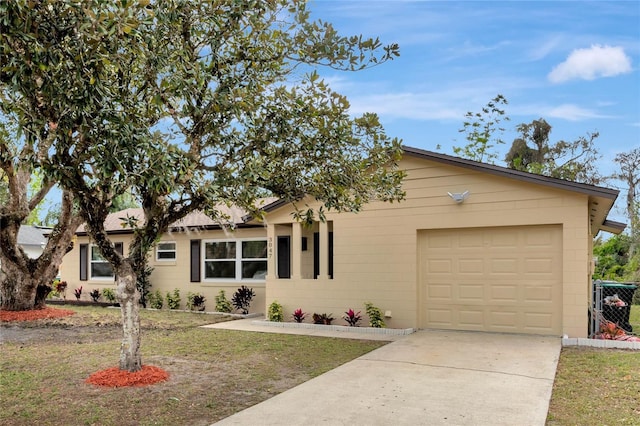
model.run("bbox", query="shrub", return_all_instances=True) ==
[187,292,206,311]
[267,301,284,322]
[89,289,101,303]
[214,290,232,313]
[54,280,68,299]
[232,285,255,314]
[148,290,164,309]
[166,289,181,310]
[343,308,362,327]
[102,288,116,303]
[364,302,385,328]
[74,286,83,301]
[312,313,334,325]
[292,308,306,323]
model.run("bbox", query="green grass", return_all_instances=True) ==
[630,304,640,331]
[547,305,640,425]
[0,305,386,425]
[547,347,640,425]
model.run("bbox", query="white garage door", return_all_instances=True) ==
[419,225,562,335]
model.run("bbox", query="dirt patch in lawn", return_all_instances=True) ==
[0,305,386,425]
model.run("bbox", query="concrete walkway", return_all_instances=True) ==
[207,320,561,426]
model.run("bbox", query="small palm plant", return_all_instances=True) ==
[292,308,307,323]
[343,308,362,327]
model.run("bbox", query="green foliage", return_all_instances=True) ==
[1,0,404,361]
[312,313,334,325]
[89,289,101,303]
[593,234,632,281]
[232,286,255,315]
[102,288,116,303]
[166,289,181,310]
[186,292,206,311]
[364,302,385,328]
[214,290,232,313]
[454,94,509,164]
[148,290,164,310]
[505,118,602,184]
[267,300,284,322]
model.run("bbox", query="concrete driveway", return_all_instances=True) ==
[214,329,560,425]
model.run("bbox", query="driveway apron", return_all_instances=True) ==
[213,329,561,426]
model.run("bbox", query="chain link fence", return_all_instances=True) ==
[590,280,638,338]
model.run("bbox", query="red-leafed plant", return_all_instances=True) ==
[599,321,626,339]
[292,308,306,323]
[74,286,83,301]
[343,308,362,327]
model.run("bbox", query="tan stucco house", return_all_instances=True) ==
[59,146,624,338]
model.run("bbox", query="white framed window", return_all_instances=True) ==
[156,241,177,261]
[203,239,267,280]
[90,245,114,280]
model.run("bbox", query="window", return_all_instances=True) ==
[203,239,267,280]
[90,245,114,279]
[156,241,177,261]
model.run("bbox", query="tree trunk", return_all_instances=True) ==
[116,260,142,372]
[0,265,40,310]
[34,284,53,309]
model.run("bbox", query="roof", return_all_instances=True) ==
[262,146,624,236]
[76,198,278,235]
[18,225,47,247]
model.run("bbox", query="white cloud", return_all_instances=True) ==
[548,45,632,83]
[528,35,564,61]
[545,104,608,121]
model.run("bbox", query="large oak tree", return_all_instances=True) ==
[1,0,405,371]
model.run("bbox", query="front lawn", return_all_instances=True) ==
[0,305,385,425]
[547,304,640,425]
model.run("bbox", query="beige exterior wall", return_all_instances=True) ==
[58,155,597,336]
[59,227,268,313]
[264,156,592,336]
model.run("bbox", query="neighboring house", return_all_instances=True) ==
[59,146,624,338]
[18,225,48,258]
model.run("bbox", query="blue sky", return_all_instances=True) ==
[305,0,640,220]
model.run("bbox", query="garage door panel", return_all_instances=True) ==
[428,283,452,300]
[420,225,562,335]
[458,233,484,248]
[490,233,518,248]
[428,308,453,327]
[490,285,518,301]
[458,283,484,300]
[459,258,483,273]
[490,258,518,274]
[427,258,453,273]
[524,285,553,301]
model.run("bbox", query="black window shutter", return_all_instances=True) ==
[115,242,124,255]
[328,232,334,279]
[190,240,201,282]
[313,232,319,279]
[277,236,291,279]
[79,244,88,281]
[313,232,334,279]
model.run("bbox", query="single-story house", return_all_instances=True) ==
[59,146,624,337]
[18,225,49,258]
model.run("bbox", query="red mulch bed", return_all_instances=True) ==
[0,306,75,322]
[86,365,169,388]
